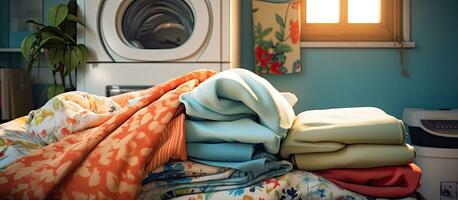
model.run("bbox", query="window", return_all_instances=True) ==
[301,0,414,48]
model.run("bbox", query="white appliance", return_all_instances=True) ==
[415,146,458,200]
[76,0,241,96]
[403,108,458,200]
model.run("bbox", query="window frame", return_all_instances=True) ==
[300,0,415,48]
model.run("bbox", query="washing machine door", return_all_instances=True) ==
[100,0,209,62]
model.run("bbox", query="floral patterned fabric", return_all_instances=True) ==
[173,170,417,200]
[253,0,301,75]
[144,161,230,182]
[0,116,43,171]
[0,69,216,199]
[26,91,121,145]
[139,155,293,200]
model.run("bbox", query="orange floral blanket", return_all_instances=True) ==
[0,69,215,199]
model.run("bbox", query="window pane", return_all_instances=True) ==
[306,0,340,23]
[348,0,381,23]
[10,0,42,32]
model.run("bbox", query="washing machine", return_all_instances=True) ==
[76,0,241,96]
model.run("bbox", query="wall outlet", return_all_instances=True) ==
[441,182,457,200]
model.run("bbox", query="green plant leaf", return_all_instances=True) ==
[58,0,78,38]
[37,26,75,45]
[260,40,273,49]
[24,53,39,72]
[21,34,37,61]
[74,46,83,62]
[30,34,65,68]
[65,47,84,76]
[46,48,64,70]
[77,44,89,65]
[66,14,85,26]
[275,31,284,41]
[63,48,79,76]
[262,27,273,37]
[38,26,63,35]
[46,48,57,69]
[48,4,68,27]
[275,14,285,27]
[39,32,65,49]
[39,35,65,48]
[47,84,65,99]
[29,54,40,71]
[275,43,293,54]
[276,54,286,64]
[257,23,263,36]
[69,49,79,75]
[62,32,76,44]
[26,20,46,27]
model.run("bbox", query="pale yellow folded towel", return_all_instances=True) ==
[281,107,406,159]
[292,144,415,171]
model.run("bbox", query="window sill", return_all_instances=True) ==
[300,41,416,49]
[0,48,21,52]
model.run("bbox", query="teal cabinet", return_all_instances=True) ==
[0,1,10,48]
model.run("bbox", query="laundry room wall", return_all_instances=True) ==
[240,0,458,118]
[3,0,458,116]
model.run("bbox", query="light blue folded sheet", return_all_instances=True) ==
[190,152,284,179]
[185,119,282,154]
[186,143,255,162]
[179,68,295,137]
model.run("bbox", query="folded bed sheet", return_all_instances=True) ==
[281,107,406,159]
[315,163,422,198]
[293,144,415,170]
[186,143,255,162]
[185,119,282,154]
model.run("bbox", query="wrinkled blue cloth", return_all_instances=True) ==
[190,153,283,179]
[186,119,281,154]
[186,143,255,162]
[180,68,295,137]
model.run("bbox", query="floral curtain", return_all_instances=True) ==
[253,0,301,75]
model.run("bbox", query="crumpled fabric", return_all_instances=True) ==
[0,69,215,199]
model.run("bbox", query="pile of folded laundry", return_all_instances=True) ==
[0,69,421,199]
[280,107,421,198]
[139,69,297,199]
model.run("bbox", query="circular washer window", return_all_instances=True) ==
[122,0,195,49]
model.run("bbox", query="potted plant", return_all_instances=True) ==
[21,0,88,99]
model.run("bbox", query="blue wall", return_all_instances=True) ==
[241,0,458,118]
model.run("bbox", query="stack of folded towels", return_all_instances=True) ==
[140,69,296,199]
[280,107,421,198]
